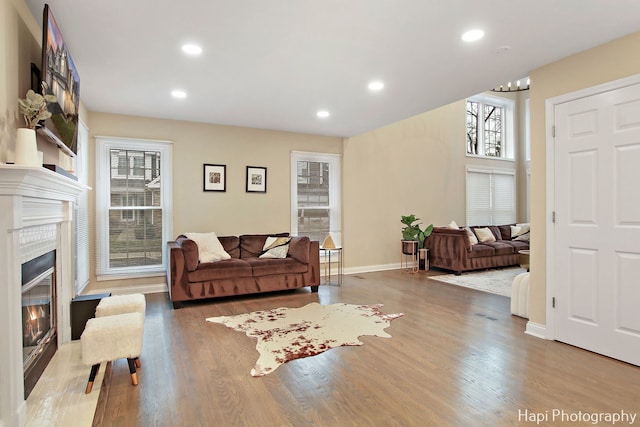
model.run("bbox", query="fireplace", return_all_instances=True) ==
[0,165,85,427]
[22,251,57,399]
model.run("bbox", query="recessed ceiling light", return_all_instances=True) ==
[461,29,485,42]
[171,90,187,99]
[181,44,202,55]
[317,110,330,118]
[368,81,384,91]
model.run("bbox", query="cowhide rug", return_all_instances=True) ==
[206,302,404,377]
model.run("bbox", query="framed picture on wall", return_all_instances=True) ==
[246,166,267,193]
[203,164,226,192]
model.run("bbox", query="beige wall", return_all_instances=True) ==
[343,91,525,270]
[528,31,640,326]
[1,0,40,162]
[85,112,342,292]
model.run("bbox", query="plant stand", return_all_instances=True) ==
[401,240,418,273]
[418,248,429,271]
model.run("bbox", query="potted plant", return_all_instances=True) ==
[15,83,56,166]
[401,214,433,269]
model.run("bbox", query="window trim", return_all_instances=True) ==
[290,151,342,244]
[466,94,515,160]
[95,136,173,280]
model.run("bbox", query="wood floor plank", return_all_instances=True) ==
[95,270,640,426]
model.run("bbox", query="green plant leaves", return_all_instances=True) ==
[401,214,433,248]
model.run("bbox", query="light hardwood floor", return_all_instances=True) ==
[93,270,640,426]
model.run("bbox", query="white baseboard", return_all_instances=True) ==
[525,321,547,339]
[344,263,401,275]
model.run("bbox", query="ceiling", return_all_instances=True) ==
[24,0,640,138]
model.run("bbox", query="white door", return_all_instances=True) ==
[554,81,640,366]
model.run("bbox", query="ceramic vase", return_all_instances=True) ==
[15,128,40,166]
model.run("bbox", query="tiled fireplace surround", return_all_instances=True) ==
[0,165,84,427]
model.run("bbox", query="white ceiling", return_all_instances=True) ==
[24,0,640,138]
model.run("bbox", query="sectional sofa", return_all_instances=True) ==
[426,224,529,275]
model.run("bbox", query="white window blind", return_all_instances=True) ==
[95,137,173,279]
[75,120,89,294]
[290,151,341,245]
[466,167,515,226]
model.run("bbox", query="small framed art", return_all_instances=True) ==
[246,166,267,193]
[203,164,226,192]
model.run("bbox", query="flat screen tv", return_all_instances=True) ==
[41,4,80,155]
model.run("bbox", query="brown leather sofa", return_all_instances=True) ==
[167,233,320,308]
[425,224,529,275]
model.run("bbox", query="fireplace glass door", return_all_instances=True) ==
[22,266,56,371]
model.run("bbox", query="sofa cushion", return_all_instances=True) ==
[218,236,240,258]
[287,236,311,264]
[240,233,289,259]
[186,259,253,282]
[245,258,308,277]
[498,224,515,240]
[467,244,495,258]
[481,241,516,256]
[503,240,530,251]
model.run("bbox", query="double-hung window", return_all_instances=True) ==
[466,94,514,159]
[95,137,173,279]
[466,167,515,225]
[290,151,341,244]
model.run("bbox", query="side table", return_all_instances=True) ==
[70,292,111,340]
[320,246,343,285]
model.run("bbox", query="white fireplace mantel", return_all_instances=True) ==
[0,164,87,427]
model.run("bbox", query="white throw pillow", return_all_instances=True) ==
[474,227,496,243]
[465,227,478,245]
[259,236,291,259]
[184,232,231,263]
[510,225,522,237]
[512,224,530,241]
[447,220,459,229]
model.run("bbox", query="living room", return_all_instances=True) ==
[2,0,640,425]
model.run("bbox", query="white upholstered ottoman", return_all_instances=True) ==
[511,272,530,319]
[81,312,144,393]
[96,293,146,318]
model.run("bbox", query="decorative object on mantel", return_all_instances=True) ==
[14,129,39,167]
[43,164,78,181]
[16,83,56,166]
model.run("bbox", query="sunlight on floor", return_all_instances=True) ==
[26,341,102,427]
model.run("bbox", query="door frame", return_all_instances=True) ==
[544,72,640,340]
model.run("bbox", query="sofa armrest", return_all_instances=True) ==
[288,236,311,264]
[426,227,471,259]
[176,236,199,271]
[167,241,191,305]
